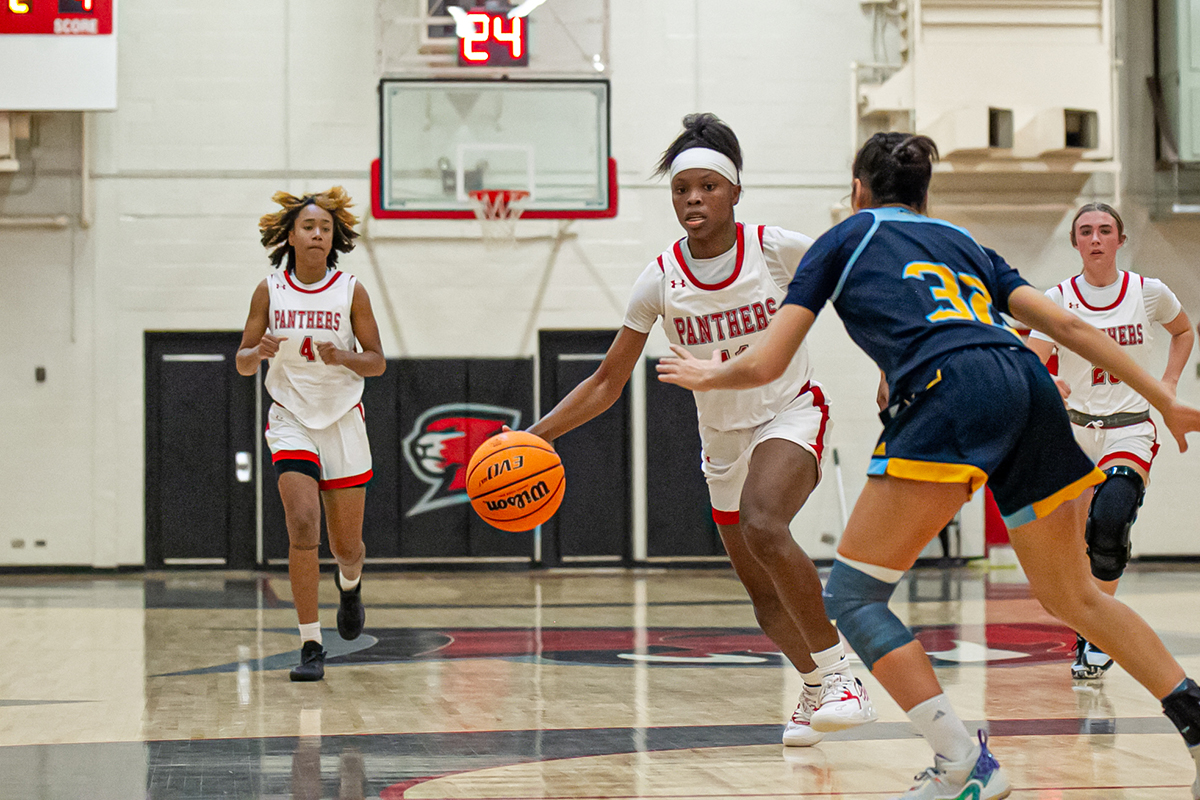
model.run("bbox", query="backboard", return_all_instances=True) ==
[372,78,616,220]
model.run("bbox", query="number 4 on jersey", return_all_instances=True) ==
[299,336,316,362]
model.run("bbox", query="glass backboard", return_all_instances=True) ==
[373,78,615,219]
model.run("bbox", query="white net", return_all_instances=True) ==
[469,189,530,247]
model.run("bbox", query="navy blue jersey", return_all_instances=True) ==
[784,207,1029,395]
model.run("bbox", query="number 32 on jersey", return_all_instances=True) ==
[903,262,1016,336]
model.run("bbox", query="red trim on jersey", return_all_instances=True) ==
[757,225,765,251]
[283,269,343,294]
[797,381,831,461]
[1098,451,1154,472]
[355,402,365,421]
[1097,418,1158,473]
[672,222,745,291]
[1070,271,1129,312]
[656,255,665,273]
[712,508,740,525]
[272,449,320,465]
[320,469,373,491]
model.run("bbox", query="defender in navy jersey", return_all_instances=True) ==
[660,133,1200,800]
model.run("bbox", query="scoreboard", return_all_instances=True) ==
[0,0,117,110]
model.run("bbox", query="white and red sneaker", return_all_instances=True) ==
[782,685,824,747]
[810,673,878,732]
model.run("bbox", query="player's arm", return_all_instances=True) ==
[528,326,648,443]
[1161,309,1193,394]
[1008,284,1200,450]
[656,304,813,391]
[319,282,386,377]
[236,280,284,376]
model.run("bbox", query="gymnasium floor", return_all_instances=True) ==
[3,563,1200,799]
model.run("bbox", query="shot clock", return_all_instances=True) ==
[456,6,529,67]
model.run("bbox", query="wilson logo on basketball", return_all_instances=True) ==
[484,480,549,512]
[401,403,522,516]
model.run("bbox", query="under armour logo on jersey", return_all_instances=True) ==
[670,280,686,289]
[1069,302,1080,309]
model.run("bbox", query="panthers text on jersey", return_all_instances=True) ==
[265,268,364,430]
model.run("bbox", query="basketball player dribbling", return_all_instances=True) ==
[236,188,386,682]
[527,114,876,746]
[1027,203,1194,681]
[658,133,1200,800]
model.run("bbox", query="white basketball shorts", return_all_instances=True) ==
[700,380,831,525]
[265,402,373,490]
[1071,418,1159,474]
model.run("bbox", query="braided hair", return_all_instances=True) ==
[258,186,360,271]
[851,133,939,211]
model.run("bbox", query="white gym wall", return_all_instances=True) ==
[0,0,1197,566]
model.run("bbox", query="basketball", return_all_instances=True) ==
[466,431,565,532]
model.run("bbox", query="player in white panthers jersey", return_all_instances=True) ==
[236,188,386,682]
[527,114,876,746]
[1028,203,1193,680]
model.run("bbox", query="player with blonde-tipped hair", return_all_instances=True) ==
[236,188,386,681]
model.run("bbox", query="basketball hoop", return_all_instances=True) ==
[468,189,530,248]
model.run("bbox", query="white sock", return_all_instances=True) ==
[812,642,852,679]
[800,668,822,696]
[339,571,360,591]
[298,621,322,645]
[907,694,974,763]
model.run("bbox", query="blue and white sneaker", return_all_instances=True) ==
[891,730,1011,800]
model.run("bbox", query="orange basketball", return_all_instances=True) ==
[466,431,565,533]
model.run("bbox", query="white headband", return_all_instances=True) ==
[668,147,739,186]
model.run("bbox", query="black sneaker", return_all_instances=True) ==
[1071,634,1113,680]
[289,640,326,682]
[334,571,365,641]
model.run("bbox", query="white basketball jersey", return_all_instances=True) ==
[657,223,813,431]
[265,268,364,430]
[1050,272,1152,416]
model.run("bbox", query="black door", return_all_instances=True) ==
[145,332,257,568]
[538,330,631,566]
[643,358,724,558]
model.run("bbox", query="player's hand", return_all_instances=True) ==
[876,372,889,411]
[315,340,342,365]
[1161,399,1200,453]
[1054,378,1071,402]
[656,345,721,391]
[257,334,287,359]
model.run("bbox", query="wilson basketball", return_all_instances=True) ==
[466,431,565,533]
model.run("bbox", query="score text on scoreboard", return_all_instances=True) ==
[0,0,113,35]
[457,9,528,68]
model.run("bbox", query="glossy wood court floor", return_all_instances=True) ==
[4,563,1200,799]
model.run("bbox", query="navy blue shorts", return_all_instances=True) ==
[868,345,1104,527]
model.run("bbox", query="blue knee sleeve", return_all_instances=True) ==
[823,560,913,670]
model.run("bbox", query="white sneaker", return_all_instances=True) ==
[782,686,824,747]
[809,673,879,732]
[891,731,1011,800]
